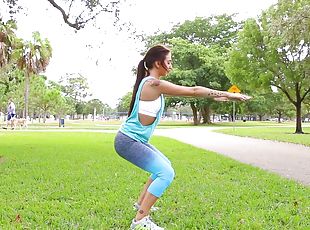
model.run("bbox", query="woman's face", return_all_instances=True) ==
[159,52,172,77]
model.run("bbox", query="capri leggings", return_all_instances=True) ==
[114,131,175,198]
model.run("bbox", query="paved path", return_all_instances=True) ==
[154,127,310,186]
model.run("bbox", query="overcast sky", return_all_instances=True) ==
[2,0,277,107]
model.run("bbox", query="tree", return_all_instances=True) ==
[30,76,63,122]
[0,67,23,116]
[146,15,242,49]
[268,92,295,123]
[16,31,52,118]
[225,0,310,133]
[0,19,22,107]
[165,39,212,125]
[0,19,17,68]
[84,99,104,119]
[171,15,242,48]
[102,103,114,118]
[1,0,121,30]
[60,73,90,100]
[0,65,23,96]
[37,81,75,118]
[75,101,87,119]
[59,73,91,118]
[246,95,269,121]
[303,96,310,121]
[117,91,132,114]
[0,72,24,117]
[146,15,242,125]
[162,38,232,125]
[53,97,75,119]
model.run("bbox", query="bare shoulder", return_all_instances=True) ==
[145,79,174,90]
[140,79,161,100]
[147,79,161,87]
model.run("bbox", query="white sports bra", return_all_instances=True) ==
[139,97,161,117]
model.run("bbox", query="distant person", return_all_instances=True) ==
[6,98,16,129]
[114,45,251,230]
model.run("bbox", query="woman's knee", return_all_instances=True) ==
[163,165,175,184]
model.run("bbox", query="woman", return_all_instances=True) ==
[114,45,251,230]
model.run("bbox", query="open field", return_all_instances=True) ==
[1,119,305,130]
[0,132,309,229]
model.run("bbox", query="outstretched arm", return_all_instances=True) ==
[157,80,251,101]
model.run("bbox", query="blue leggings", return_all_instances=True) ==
[114,131,175,198]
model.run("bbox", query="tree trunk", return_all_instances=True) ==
[212,114,216,122]
[190,102,199,125]
[23,72,30,119]
[201,105,211,124]
[295,101,303,134]
[277,111,282,123]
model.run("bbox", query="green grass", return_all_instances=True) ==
[4,120,192,130]
[215,127,310,147]
[4,120,300,131]
[20,120,121,130]
[210,121,295,127]
[0,132,309,229]
[158,120,292,127]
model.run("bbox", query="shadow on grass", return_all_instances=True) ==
[0,156,5,164]
[284,132,310,135]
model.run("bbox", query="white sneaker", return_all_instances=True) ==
[130,216,164,230]
[133,202,159,212]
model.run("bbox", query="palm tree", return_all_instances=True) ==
[16,32,52,118]
[0,19,19,113]
[0,19,17,68]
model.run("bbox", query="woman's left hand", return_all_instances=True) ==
[214,97,230,102]
[230,93,252,101]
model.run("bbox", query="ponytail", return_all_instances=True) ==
[128,60,148,116]
[127,45,170,117]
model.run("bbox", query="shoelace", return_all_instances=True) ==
[144,216,161,229]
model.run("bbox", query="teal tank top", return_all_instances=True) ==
[120,76,165,143]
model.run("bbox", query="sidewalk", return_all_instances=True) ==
[154,127,310,186]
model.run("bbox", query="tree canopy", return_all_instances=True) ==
[225,0,310,133]
[145,15,242,124]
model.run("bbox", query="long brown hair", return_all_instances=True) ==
[128,45,170,116]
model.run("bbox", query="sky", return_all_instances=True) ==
[1,0,278,107]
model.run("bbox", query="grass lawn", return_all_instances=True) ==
[5,120,300,131]
[215,127,310,147]
[0,132,309,229]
